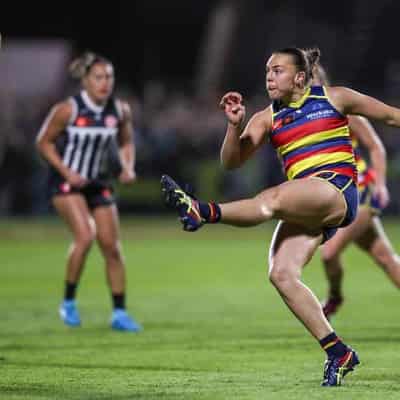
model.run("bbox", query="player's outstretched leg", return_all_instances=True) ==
[161,175,220,231]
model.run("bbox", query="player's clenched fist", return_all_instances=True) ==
[219,91,245,127]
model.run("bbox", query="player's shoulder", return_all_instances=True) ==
[325,85,345,95]
[252,104,272,119]
[49,98,74,122]
[113,97,132,121]
[324,86,356,114]
[254,104,273,121]
[325,86,358,102]
[247,104,273,132]
[114,97,131,111]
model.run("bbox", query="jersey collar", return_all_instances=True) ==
[81,90,105,114]
[287,87,311,109]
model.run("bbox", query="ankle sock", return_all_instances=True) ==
[319,332,349,358]
[198,202,221,223]
[64,282,77,300]
[112,293,125,310]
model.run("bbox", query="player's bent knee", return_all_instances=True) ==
[269,267,296,289]
[256,187,281,220]
[320,246,339,265]
[374,249,399,270]
[101,241,123,263]
[75,231,96,250]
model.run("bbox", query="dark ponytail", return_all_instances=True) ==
[303,47,321,70]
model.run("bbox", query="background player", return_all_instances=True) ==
[36,51,142,332]
[312,65,400,319]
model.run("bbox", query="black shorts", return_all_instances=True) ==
[49,172,115,210]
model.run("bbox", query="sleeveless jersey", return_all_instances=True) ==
[57,90,122,180]
[270,86,357,182]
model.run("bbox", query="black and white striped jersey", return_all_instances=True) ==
[57,90,122,180]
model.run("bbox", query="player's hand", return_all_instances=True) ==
[65,170,88,188]
[219,91,246,127]
[119,168,137,184]
[374,183,390,208]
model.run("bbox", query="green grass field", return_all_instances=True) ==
[1,216,400,399]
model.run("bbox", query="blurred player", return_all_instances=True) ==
[161,47,400,386]
[312,65,400,319]
[36,51,142,332]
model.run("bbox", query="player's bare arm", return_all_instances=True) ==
[117,100,136,184]
[348,115,389,206]
[348,115,387,182]
[220,91,270,169]
[36,102,88,187]
[327,86,400,126]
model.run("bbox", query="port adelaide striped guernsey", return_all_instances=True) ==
[60,90,122,180]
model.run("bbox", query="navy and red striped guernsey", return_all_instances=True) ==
[270,85,357,182]
[349,129,378,188]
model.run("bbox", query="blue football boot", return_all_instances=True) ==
[59,299,81,327]
[160,174,204,232]
[321,348,360,386]
[111,309,142,332]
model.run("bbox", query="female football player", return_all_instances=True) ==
[311,65,400,319]
[36,52,141,332]
[161,47,400,386]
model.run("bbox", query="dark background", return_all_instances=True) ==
[1,2,215,93]
[2,0,400,215]
[3,1,400,95]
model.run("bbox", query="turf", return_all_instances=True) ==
[1,216,400,399]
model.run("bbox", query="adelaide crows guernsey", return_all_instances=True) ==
[57,90,122,180]
[270,86,357,182]
[349,129,375,188]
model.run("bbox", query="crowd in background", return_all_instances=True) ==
[1,79,400,216]
[3,1,400,216]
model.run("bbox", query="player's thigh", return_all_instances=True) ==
[259,178,346,229]
[92,204,120,246]
[52,194,95,238]
[268,221,322,280]
[322,206,372,258]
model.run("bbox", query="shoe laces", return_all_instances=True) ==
[175,189,192,208]
[323,356,340,382]
[175,189,202,219]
